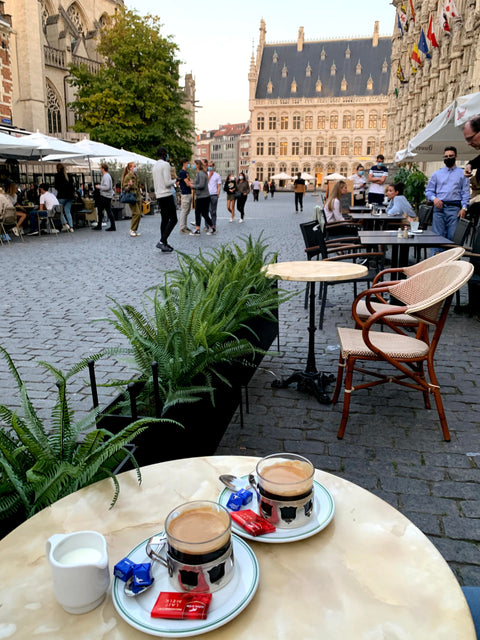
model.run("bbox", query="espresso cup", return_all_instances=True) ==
[147,501,234,593]
[254,453,315,529]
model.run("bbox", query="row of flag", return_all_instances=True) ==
[396,0,460,84]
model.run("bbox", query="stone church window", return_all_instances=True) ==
[67,3,85,34]
[41,0,51,32]
[46,84,61,134]
[327,162,336,173]
[257,115,264,130]
[381,113,387,128]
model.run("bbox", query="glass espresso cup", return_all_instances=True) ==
[255,453,315,529]
[147,501,234,593]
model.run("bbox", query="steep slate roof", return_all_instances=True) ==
[256,37,391,99]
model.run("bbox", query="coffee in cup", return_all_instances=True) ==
[255,453,314,529]
[147,501,234,593]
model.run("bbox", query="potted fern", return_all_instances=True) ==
[0,347,167,539]
[92,235,285,466]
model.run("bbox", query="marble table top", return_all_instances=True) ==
[0,456,474,639]
[265,260,368,282]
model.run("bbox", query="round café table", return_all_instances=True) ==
[266,260,368,403]
[0,456,473,639]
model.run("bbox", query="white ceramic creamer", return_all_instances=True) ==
[46,530,110,614]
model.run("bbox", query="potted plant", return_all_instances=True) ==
[0,347,166,539]
[394,165,428,213]
[92,235,287,465]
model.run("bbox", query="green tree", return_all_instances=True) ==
[68,8,194,164]
[394,165,428,212]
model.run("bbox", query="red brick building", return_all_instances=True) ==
[0,1,12,126]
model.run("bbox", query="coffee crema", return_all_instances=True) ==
[167,507,230,555]
[259,460,313,496]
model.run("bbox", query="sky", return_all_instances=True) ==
[128,1,396,132]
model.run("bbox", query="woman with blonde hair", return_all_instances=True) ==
[6,183,27,236]
[121,161,142,236]
[324,180,348,222]
[54,163,75,232]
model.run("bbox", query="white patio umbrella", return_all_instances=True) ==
[301,172,315,180]
[325,172,346,180]
[271,172,293,180]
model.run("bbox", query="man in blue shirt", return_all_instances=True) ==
[425,146,470,241]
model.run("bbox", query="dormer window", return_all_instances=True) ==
[341,76,347,91]
[330,61,336,76]
[267,79,273,93]
[321,47,326,61]
[345,46,351,59]
[291,78,297,93]
[356,60,362,75]
[306,63,312,77]
[382,59,388,73]
[273,50,278,63]
[282,64,288,78]
[316,78,322,92]
[367,75,373,90]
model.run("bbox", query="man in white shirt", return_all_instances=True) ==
[368,154,388,205]
[152,146,177,252]
[28,183,60,234]
[207,162,222,228]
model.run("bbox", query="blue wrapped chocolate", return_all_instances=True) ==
[132,562,153,594]
[237,488,253,505]
[114,557,136,582]
[226,492,244,511]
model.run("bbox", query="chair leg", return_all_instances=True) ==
[331,357,345,405]
[337,357,354,439]
[426,358,450,441]
[304,282,309,309]
[319,283,328,330]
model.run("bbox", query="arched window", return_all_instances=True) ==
[256,164,264,181]
[279,140,287,156]
[293,114,301,130]
[67,2,86,34]
[381,113,387,128]
[257,115,264,130]
[328,138,337,155]
[366,137,376,155]
[340,163,348,175]
[369,112,378,129]
[379,140,385,155]
[316,138,324,155]
[315,163,323,186]
[291,164,299,175]
[305,113,313,130]
[341,138,349,155]
[267,164,275,179]
[268,114,276,130]
[330,112,338,129]
[41,0,53,31]
[292,140,300,155]
[280,114,289,130]
[343,113,352,129]
[46,83,62,134]
[304,139,312,155]
[317,113,326,129]
[355,112,364,128]
[256,140,264,155]
[268,140,276,156]
[353,138,362,155]
[327,162,336,174]
[303,164,311,173]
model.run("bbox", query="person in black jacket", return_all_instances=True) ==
[54,163,75,232]
[463,116,480,229]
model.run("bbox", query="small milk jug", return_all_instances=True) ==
[46,530,110,614]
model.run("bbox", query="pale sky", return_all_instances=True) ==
[127,1,396,132]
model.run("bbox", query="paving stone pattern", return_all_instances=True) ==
[1,192,479,584]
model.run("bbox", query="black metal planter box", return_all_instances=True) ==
[95,313,278,468]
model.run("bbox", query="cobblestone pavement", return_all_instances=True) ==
[1,192,479,584]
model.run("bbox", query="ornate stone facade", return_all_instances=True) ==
[385,0,480,160]
[248,20,391,184]
[0,1,12,125]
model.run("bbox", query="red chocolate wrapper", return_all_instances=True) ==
[151,592,212,620]
[230,509,276,536]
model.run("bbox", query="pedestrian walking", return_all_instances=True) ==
[121,162,142,237]
[190,160,215,235]
[236,173,250,223]
[269,180,276,198]
[177,158,193,233]
[152,146,177,251]
[207,161,222,228]
[54,163,75,232]
[252,178,260,202]
[293,172,306,212]
[225,173,237,222]
[93,163,116,231]
[263,180,269,199]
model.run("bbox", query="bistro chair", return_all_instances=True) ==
[37,204,63,237]
[354,247,465,333]
[449,217,471,247]
[0,204,22,244]
[299,220,384,329]
[332,261,474,441]
[456,229,480,314]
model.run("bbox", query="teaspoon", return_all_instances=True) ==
[219,474,252,492]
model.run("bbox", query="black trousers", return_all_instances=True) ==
[195,196,213,228]
[295,192,304,211]
[97,196,115,228]
[157,194,178,243]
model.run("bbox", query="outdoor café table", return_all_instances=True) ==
[359,229,454,268]
[266,260,367,404]
[349,211,403,230]
[0,455,474,639]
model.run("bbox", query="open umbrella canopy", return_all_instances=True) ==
[325,172,346,180]
[301,172,315,180]
[0,131,79,160]
[271,172,293,180]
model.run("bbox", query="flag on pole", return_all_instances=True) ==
[396,62,408,83]
[399,3,409,31]
[427,13,439,47]
[445,0,460,20]
[418,29,431,59]
[409,0,416,22]
[440,1,451,32]
[397,11,404,36]
[411,43,422,66]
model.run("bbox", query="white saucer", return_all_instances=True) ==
[218,478,335,543]
[112,534,259,637]
[411,230,424,234]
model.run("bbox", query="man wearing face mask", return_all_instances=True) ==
[425,146,470,242]
[153,146,178,252]
[368,155,388,205]
[348,165,366,205]
[177,158,193,234]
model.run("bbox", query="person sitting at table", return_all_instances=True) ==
[6,182,27,236]
[324,180,348,222]
[385,182,415,217]
[27,183,60,235]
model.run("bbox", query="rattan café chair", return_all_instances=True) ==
[353,247,466,333]
[332,261,474,441]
